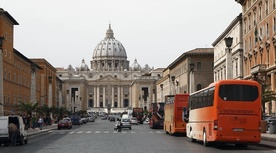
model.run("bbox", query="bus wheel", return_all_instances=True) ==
[190,130,196,142]
[169,126,174,136]
[203,130,209,147]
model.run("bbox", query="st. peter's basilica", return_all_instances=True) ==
[56,24,164,113]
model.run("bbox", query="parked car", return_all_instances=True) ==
[80,117,88,124]
[70,115,81,125]
[121,118,132,130]
[88,116,95,122]
[130,117,138,125]
[57,119,72,130]
[63,117,72,127]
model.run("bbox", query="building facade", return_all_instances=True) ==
[213,13,244,81]
[236,0,276,115]
[57,25,163,113]
[157,48,214,101]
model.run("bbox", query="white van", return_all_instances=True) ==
[0,115,28,146]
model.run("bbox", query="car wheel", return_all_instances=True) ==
[129,127,131,130]
[24,138,28,144]
[19,136,24,145]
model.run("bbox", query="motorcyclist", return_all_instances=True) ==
[116,118,122,132]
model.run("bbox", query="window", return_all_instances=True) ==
[265,0,269,15]
[196,62,201,70]
[274,17,276,32]
[219,84,258,101]
[266,23,269,38]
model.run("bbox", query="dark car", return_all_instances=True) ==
[109,116,116,122]
[57,119,72,130]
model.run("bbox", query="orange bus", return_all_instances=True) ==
[183,80,261,147]
[164,94,189,135]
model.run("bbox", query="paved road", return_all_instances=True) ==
[0,119,276,153]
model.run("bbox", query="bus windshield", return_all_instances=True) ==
[219,84,259,101]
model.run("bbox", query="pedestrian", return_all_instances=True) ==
[38,116,44,130]
[31,115,37,129]
[8,123,18,146]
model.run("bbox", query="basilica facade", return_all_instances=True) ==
[56,25,164,114]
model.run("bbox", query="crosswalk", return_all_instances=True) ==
[48,130,165,134]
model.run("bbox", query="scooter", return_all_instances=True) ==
[114,122,122,132]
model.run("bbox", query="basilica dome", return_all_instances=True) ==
[91,24,129,71]
[92,24,127,60]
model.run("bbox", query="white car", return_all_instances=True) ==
[130,117,138,125]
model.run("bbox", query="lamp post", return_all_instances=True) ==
[224,37,233,79]
[189,63,195,93]
[171,76,175,95]
[160,84,163,102]
[0,37,4,116]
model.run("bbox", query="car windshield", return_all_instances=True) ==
[122,119,129,122]
[59,120,67,123]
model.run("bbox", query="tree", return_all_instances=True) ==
[261,83,276,117]
[16,101,38,117]
[53,107,68,120]
[37,104,56,117]
[255,77,276,118]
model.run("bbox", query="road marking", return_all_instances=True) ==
[86,131,92,133]
[104,131,109,133]
[95,131,101,133]
[77,131,83,133]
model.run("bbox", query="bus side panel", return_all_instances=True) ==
[186,106,217,141]
[173,94,189,134]
[164,104,174,133]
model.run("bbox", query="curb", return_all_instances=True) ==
[27,127,56,136]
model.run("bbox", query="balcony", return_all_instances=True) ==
[250,64,267,74]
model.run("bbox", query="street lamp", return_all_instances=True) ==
[171,76,175,95]
[189,63,195,72]
[224,37,233,52]
[189,63,195,93]
[224,37,233,79]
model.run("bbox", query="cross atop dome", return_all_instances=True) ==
[106,24,114,39]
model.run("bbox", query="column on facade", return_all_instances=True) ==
[97,86,100,107]
[0,48,3,115]
[121,86,124,107]
[103,86,106,108]
[112,86,114,107]
[30,65,36,103]
[117,86,121,107]
[93,86,97,107]
[48,78,53,107]
[129,86,132,108]
[271,73,276,114]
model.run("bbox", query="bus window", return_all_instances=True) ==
[219,84,258,101]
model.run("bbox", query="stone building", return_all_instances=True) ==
[212,13,243,81]
[236,0,276,115]
[156,48,214,101]
[56,25,163,114]
[0,8,42,115]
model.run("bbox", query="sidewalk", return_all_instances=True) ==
[26,124,57,136]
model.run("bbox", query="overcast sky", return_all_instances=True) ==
[1,0,241,69]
